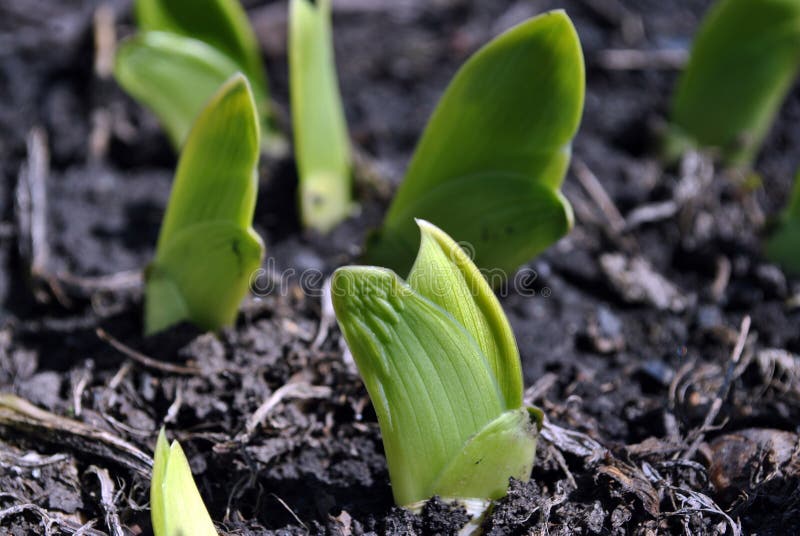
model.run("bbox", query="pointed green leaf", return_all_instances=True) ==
[366,10,583,275]
[144,74,264,334]
[289,0,352,233]
[146,222,263,334]
[115,32,241,148]
[407,219,523,409]
[766,171,800,275]
[331,266,504,506]
[157,74,259,245]
[151,430,217,536]
[669,0,800,165]
[367,172,573,276]
[150,429,170,535]
[430,407,540,501]
[135,0,269,102]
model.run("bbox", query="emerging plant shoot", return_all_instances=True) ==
[151,429,217,536]
[144,74,264,335]
[290,0,353,233]
[667,0,800,165]
[365,10,584,276]
[765,171,800,275]
[332,220,542,519]
[115,0,282,152]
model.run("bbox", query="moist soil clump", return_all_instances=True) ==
[1,0,799,534]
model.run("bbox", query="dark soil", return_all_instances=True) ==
[1,0,799,534]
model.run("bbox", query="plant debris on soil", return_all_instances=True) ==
[1,0,799,534]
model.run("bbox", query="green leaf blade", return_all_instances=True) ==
[331,266,504,506]
[290,0,352,233]
[407,219,523,409]
[114,32,242,148]
[135,0,269,102]
[669,0,800,165]
[366,10,583,274]
[157,74,260,244]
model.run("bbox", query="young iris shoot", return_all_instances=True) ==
[666,0,800,165]
[115,0,282,152]
[144,74,264,335]
[765,171,800,275]
[289,0,353,234]
[151,429,217,536]
[332,220,542,515]
[365,10,584,276]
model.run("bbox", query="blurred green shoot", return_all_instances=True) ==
[666,0,800,166]
[290,0,353,234]
[365,10,584,276]
[115,0,284,153]
[765,171,800,275]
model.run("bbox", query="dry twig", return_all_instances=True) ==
[96,328,202,376]
[85,465,125,536]
[0,394,152,477]
[681,316,752,461]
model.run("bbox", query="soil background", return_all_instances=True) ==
[1,0,799,534]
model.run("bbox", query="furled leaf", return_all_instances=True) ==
[115,32,241,148]
[765,171,800,275]
[289,0,352,233]
[668,0,800,165]
[135,0,268,101]
[407,219,522,409]
[331,266,505,506]
[151,429,218,536]
[144,74,264,335]
[365,10,584,275]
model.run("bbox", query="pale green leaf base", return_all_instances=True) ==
[300,171,354,234]
[367,173,574,276]
[428,407,540,503]
[145,223,263,335]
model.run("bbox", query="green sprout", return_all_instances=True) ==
[332,220,542,515]
[365,10,584,276]
[666,0,800,166]
[152,429,217,536]
[765,171,800,275]
[144,74,264,335]
[115,0,283,152]
[290,0,353,233]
